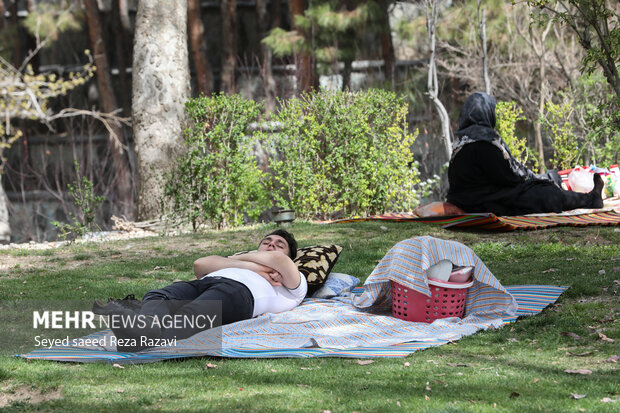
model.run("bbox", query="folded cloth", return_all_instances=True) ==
[352,236,518,326]
[312,272,360,299]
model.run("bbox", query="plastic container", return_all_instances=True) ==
[391,278,474,323]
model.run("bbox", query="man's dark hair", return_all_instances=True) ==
[265,229,298,260]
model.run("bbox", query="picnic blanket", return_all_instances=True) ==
[17,237,562,364]
[18,280,566,363]
[329,209,620,231]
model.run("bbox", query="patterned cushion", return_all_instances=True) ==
[294,245,343,296]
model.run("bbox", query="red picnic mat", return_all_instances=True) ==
[328,210,620,231]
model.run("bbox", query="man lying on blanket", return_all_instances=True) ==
[93,229,307,352]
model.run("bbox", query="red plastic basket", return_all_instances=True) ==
[391,278,474,323]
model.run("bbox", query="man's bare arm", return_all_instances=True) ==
[193,256,272,279]
[233,251,301,289]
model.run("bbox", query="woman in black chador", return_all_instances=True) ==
[447,92,603,216]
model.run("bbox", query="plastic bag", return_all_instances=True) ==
[567,167,594,193]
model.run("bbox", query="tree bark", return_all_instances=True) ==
[188,0,213,95]
[289,0,314,93]
[379,0,396,89]
[271,0,281,29]
[0,0,4,31]
[9,0,23,69]
[221,0,237,94]
[425,0,451,160]
[132,0,190,220]
[0,182,10,243]
[477,0,491,94]
[257,0,276,113]
[112,0,131,115]
[84,0,134,219]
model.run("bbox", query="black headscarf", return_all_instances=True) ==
[452,92,538,181]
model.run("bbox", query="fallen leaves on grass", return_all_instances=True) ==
[356,360,374,365]
[598,270,606,275]
[205,363,218,369]
[567,351,595,357]
[560,332,581,340]
[604,355,618,363]
[570,393,586,399]
[403,362,410,367]
[564,369,593,375]
[601,398,618,403]
[447,363,471,367]
[112,363,125,369]
[542,268,558,273]
[598,332,614,342]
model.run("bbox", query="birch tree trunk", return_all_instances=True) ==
[477,0,491,94]
[425,0,451,159]
[0,183,9,243]
[132,0,190,220]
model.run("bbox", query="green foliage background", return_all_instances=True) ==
[165,90,423,229]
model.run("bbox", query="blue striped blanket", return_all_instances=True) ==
[18,237,565,364]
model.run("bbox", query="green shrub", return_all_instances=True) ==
[52,160,105,241]
[496,101,539,171]
[540,101,579,170]
[565,73,619,166]
[163,93,268,230]
[261,89,421,219]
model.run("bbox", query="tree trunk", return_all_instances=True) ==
[425,0,451,160]
[0,0,4,31]
[289,0,314,93]
[132,0,190,220]
[9,0,23,69]
[221,0,237,94]
[379,0,396,89]
[84,0,134,219]
[188,0,213,95]
[257,0,276,113]
[112,0,131,115]
[477,0,491,94]
[534,54,546,171]
[0,182,10,243]
[271,0,281,29]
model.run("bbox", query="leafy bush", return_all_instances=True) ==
[564,73,619,166]
[261,89,421,219]
[540,101,579,170]
[163,93,267,230]
[52,160,105,241]
[496,101,539,171]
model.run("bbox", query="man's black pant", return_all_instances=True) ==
[139,276,254,340]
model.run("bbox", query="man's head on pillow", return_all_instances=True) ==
[258,229,298,260]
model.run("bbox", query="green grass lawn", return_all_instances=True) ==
[0,221,618,412]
